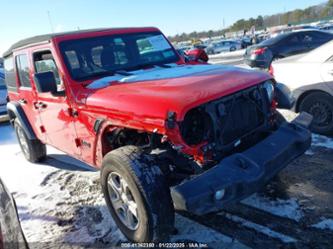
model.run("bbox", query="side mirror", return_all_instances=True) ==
[34,71,57,94]
[185,48,209,63]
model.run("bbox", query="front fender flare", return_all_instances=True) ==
[6,101,37,140]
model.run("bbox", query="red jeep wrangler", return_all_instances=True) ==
[4,27,312,242]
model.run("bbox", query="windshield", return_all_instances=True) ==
[59,31,180,81]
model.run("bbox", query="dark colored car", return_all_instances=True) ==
[244,30,333,69]
[0,178,28,249]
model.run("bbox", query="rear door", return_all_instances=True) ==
[32,49,80,157]
[14,53,44,139]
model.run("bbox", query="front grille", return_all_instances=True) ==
[218,91,265,144]
[205,84,267,147]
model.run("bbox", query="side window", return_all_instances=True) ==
[309,31,329,41]
[285,35,300,45]
[4,56,17,92]
[16,54,31,88]
[33,51,61,85]
[302,34,313,43]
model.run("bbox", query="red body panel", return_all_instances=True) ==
[7,27,273,168]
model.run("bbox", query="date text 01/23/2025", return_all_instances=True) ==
[120,242,209,248]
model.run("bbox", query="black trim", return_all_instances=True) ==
[3,27,158,58]
[6,101,36,140]
[93,118,105,134]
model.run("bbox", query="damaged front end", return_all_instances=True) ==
[171,112,312,215]
[164,81,312,215]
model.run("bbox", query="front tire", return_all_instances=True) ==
[298,92,333,135]
[101,146,174,242]
[14,119,46,163]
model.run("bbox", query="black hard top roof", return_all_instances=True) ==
[3,27,156,58]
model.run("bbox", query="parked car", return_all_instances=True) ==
[206,40,242,54]
[240,36,252,48]
[0,68,8,118]
[184,48,209,63]
[244,30,333,69]
[0,177,28,249]
[271,40,333,135]
[4,27,312,242]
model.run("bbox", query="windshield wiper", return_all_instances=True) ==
[125,63,172,72]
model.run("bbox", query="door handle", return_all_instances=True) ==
[34,102,47,110]
[18,99,27,105]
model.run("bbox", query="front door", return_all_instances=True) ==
[32,49,80,157]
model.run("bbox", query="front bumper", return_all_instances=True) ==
[171,112,312,215]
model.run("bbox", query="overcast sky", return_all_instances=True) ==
[0,0,325,55]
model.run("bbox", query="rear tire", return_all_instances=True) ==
[230,46,236,51]
[14,119,46,163]
[101,146,174,242]
[298,92,333,135]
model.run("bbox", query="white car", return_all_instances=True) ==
[206,40,241,54]
[271,40,333,135]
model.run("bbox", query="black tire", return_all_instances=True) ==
[230,46,236,52]
[101,146,174,242]
[14,119,46,163]
[298,92,333,135]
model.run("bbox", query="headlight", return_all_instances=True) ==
[263,80,274,103]
[180,108,212,145]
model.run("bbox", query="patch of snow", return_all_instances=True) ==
[222,213,297,243]
[209,49,245,59]
[311,134,333,150]
[209,58,243,65]
[242,194,304,221]
[312,219,333,231]
[173,214,250,249]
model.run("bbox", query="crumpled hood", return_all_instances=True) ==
[85,64,271,123]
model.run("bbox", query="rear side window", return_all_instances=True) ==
[16,54,31,87]
[4,56,17,92]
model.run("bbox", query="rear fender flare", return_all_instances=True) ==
[6,101,36,140]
